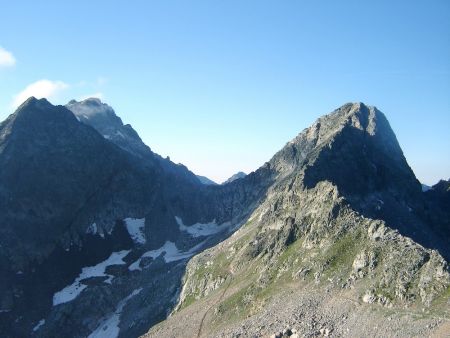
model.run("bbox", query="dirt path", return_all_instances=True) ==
[196,270,234,338]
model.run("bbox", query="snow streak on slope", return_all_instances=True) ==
[88,288,142,338]
[175,216,232,237]
[52,250,130,306]
[32,319,45,332]
[129,240,207,271]
[124,218,146,244]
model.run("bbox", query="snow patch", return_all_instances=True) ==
[175,216,231,237]
[32,319,45,332]
[124,218,146,244]
[88,288,142,338]
[129,240,206,271]
[128,259,142,271]
[52,250,130,306]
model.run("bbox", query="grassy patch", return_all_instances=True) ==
[179,294,197,310]
[320,228,363,279]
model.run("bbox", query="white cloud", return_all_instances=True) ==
[78,92,104,101]
[12,79,69,108]
[0,46,16,68]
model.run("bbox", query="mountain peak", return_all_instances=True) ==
[223,171,247,184]
[81,97,103,105]
[272,102,402,173]
[16,96,53,112]
[4,97,76,135]
[66,97,117,119]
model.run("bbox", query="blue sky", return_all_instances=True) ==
[0,1,449,184]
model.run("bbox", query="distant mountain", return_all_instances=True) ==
[196,175,218,185]
[66,98,154,160]
[423,179,450,241]
[422,183,432,192]
[223,171,246,184]
[66,98,201,186]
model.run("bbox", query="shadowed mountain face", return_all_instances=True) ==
[0,98,271,337]
[0,99,448,338]
[65,98,273,247]
[196,175,218,185]
[0,98,158,267]
[0,98,166,337]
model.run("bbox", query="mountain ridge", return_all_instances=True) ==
[0,98,448,338]
[223,171,247,185]
[145,102,450,337]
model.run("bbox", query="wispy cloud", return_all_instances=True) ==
[0,46,16,68]
[78,92,104,101]
[12,79,69,108]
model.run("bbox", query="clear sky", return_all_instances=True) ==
[0,1,449,184]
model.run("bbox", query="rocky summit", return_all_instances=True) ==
[0,99,449,338]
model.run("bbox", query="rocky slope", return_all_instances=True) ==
[145,103,450,337]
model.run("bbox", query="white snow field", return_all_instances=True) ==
[124,218,145,244]
[175,216,231,237]
[124,218,146,244]
[129,240,207,271]
[52,250,130,306]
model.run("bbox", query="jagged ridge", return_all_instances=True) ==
[145,102,450,337]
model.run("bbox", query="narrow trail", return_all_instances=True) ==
[196,269,234,338]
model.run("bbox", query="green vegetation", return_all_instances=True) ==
[320,228,363,279]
